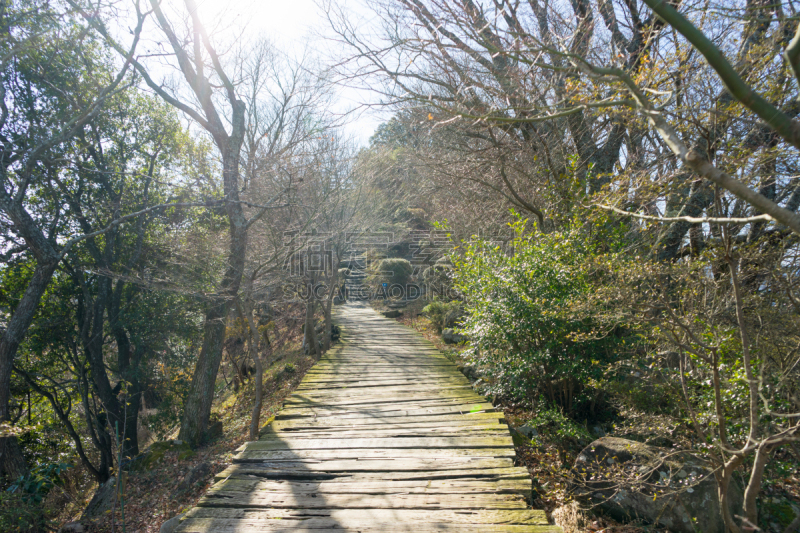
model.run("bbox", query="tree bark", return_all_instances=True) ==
[179,299,227,446]
[323,257,340,352]
[179,145,247,447]
[304,283,318,358]
[109,280,144,458]
[0,260,59,479]
[243,297,263,441]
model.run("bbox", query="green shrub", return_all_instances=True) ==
[2,461,72,532]
[369,258,413,287]
[452,217,623,414]
[422,258,454,289]
[422,299,463,333]
[0,491,45,533]
[7,462,72,505]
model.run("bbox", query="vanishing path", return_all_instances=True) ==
[175,302,560,532]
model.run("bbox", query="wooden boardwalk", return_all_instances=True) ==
[175,303,560,532]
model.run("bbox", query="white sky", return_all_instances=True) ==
[166,0,387,146]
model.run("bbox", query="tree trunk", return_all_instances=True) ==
[243,298,263,441]
[178,299,228,446]
[304,286,318,358]
[83,278,123,438]
[0,260,60,479]
[121,345,144,459]
[179,147,247,447]
[110,281,142,458]
[323,262,339,352]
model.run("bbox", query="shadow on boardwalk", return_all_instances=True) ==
[174,302,560,533]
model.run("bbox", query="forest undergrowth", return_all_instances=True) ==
[44,340,315,533]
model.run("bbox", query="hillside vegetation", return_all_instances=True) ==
[2,0,800,532]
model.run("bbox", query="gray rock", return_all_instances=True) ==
[159,513,185,533]
[517,424,538,438]
[592,426,606,437]
[571,437,742,533]
[81,474,126,520]
[442,328,466,344]
[174,461,212,494]
[58,523,84,533]
[382,309,402,318]
[458,363,482,381]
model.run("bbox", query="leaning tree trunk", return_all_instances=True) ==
[179,149,247,447]
[0,260,60,478]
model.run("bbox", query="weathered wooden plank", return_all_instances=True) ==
[290,384,475,396]
[277,403,498,419]
[268,412,503,428]
[198,491,528,510]
[253,424,508,436]
[229,448,518,461]
[229,457,516,472]
[215,465,531,481]
[263,422,509,433]
[176,518,562,533]
[283,393,487,407]
[296,377,470,388]
[231,436,513,451]
[182,507,550,525]
[286,390,482,402]
[210,477,531,495]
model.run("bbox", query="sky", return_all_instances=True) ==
[149,0,387,146]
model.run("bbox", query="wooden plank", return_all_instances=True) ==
[285,393,485,404]
[296,377,470,388]
[286,390,482,402]
[277,403,498,419]
[229,457,515,471]
[209,477,531,495]
[253,424,508,436]
[182,507,550,525]
[215,465,531,481]
[290,384,475,395]
[268,412,503,428]
[176,518,561,532]
[230,436,513,451]
[229,448,518,460]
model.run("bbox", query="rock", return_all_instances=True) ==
[517,424,538,438]
[132,440,194,471]
[442,328,466,344]
[382,309,402,318]
[173,461,212,494]
[458,363,482,381]
[509,424,539,447]
[571,437,742,533]
[592,425,606,437]
[159,513,185,533]
[206,421,223,441]
[59,522,84,533]
[81,474,126,520]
